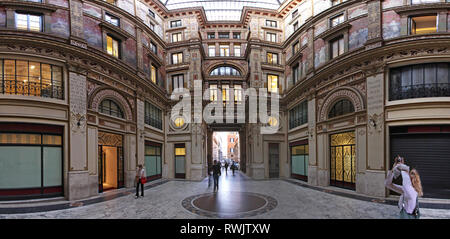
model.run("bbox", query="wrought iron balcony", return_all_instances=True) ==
[1,80,63,100]
[389,83,450,101]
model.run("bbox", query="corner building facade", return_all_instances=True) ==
[0,0,449,201]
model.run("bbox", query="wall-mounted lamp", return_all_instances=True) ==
[369,118,376,128]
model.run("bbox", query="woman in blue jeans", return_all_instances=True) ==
[385,156,423,219]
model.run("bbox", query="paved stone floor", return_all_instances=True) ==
[1,169,450,219]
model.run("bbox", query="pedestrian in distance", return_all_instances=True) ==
[231,162,236,176]
[224,161,229,175]
[208,164,212,187]
[135,164,146,199]
[212,160,221,192]
[385,156,423,219]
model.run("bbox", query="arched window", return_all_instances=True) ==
[328,99,354,119]
[210,66,241,76]
[99,99,124,119]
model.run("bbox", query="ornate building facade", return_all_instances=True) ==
[0,0,449,201]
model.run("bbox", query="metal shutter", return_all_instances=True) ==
[390,133,450,199]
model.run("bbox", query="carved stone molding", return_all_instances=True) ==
[90,88,133,121]
[318,87,365,122]
[368,112,384,135]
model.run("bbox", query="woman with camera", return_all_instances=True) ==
[385,156,423,219]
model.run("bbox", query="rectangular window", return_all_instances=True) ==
[267,74,278,93]
[234,85,242,102]
[172,74,184,90]
[389,63,450,101]
[291,144,309,181]
[171,52,183,64]
[219,32,229,39]
[144,143,162,179]
[292,9,298,18]
[210,84,218,101]
[150,42,157,54]
[289,100,308,129]
[170,20,182,28]
[234,45,241,57]
[293,21,299,31]
[233,32,241,39]
[267,52,278,65]
[332,0,344,6]
[220,44,230,57]
[266,20,277,28]
[15,12,42,32]
[207,32,215,39]
[222,84,230,102]
[144,102,162,130]
[105,13,119,26]
[410,15,437,35]
[151,65,157,84]
[106,35,120,58]
[172,32,182,43]
[105,0,116,4]
[1,59,63,99]
[208,45,216,57]
[293,65,299,84]
[149,22,155,31]
[266,32,277,42]
[330,14,345,27]
[148,10,155,18]
[330,36,344,59]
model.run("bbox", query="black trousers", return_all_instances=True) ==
[213,175,219,191]
[136,179,144,196]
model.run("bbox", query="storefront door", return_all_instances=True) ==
[330,132,356,190]
[98,132,124,193]
[269,143,279,178]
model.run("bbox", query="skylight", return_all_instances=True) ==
[160,0,284,21]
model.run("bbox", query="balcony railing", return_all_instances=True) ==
[389,83,450,101]
[1,80,63,100]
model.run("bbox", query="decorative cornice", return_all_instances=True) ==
[392,3,450,16]
[99,22,132,41]
[0,1,57,13]
[316,22,352,41]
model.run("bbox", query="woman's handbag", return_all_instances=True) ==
[140,177,147,184]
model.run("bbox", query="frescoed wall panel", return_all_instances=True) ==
[122,20,136,37]
[84,16,103,50]
[118,0,135,16]
[51,10,70,39]
[314,20,327,37]
[123,39,137,67]
[348,5,367,19]
[83,3,102,19]
[0,7,6,28]
[349,17,368,50]
[382,11,401,39]
[314,39,326,68]
[48,0,69,8]
[382,0,403,9]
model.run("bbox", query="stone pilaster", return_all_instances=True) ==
[68,70,89,200]
[307,96,318,185]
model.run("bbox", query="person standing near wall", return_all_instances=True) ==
[135,164,146,199]
[385,156,423,219]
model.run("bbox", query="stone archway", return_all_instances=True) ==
[90,88,133,121]
[318,87,365,122]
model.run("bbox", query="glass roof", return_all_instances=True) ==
[160,0,284,21]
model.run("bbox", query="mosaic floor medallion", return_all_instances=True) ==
[181,191,277,218]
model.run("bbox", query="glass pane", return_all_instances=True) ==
[0,133,41,144]
[305,155,309,176]
[437,63,448,84]
[424,64,436,85]
[43,135,62,145]
[52,66,63,99]
[156,156,161,174]
[0,146,41,189]
[43,147,62,187]
[175,156,185,173]
[29,15,42,31]
[16,13,28,30]
[175,147,185,156]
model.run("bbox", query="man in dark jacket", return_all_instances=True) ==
[212,160,221,192]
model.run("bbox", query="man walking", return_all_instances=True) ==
[224,161,229,175]
[212,160,221,192]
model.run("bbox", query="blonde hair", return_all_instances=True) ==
[410,169,423,197]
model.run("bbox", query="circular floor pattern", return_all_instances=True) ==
[181,191,277,218]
